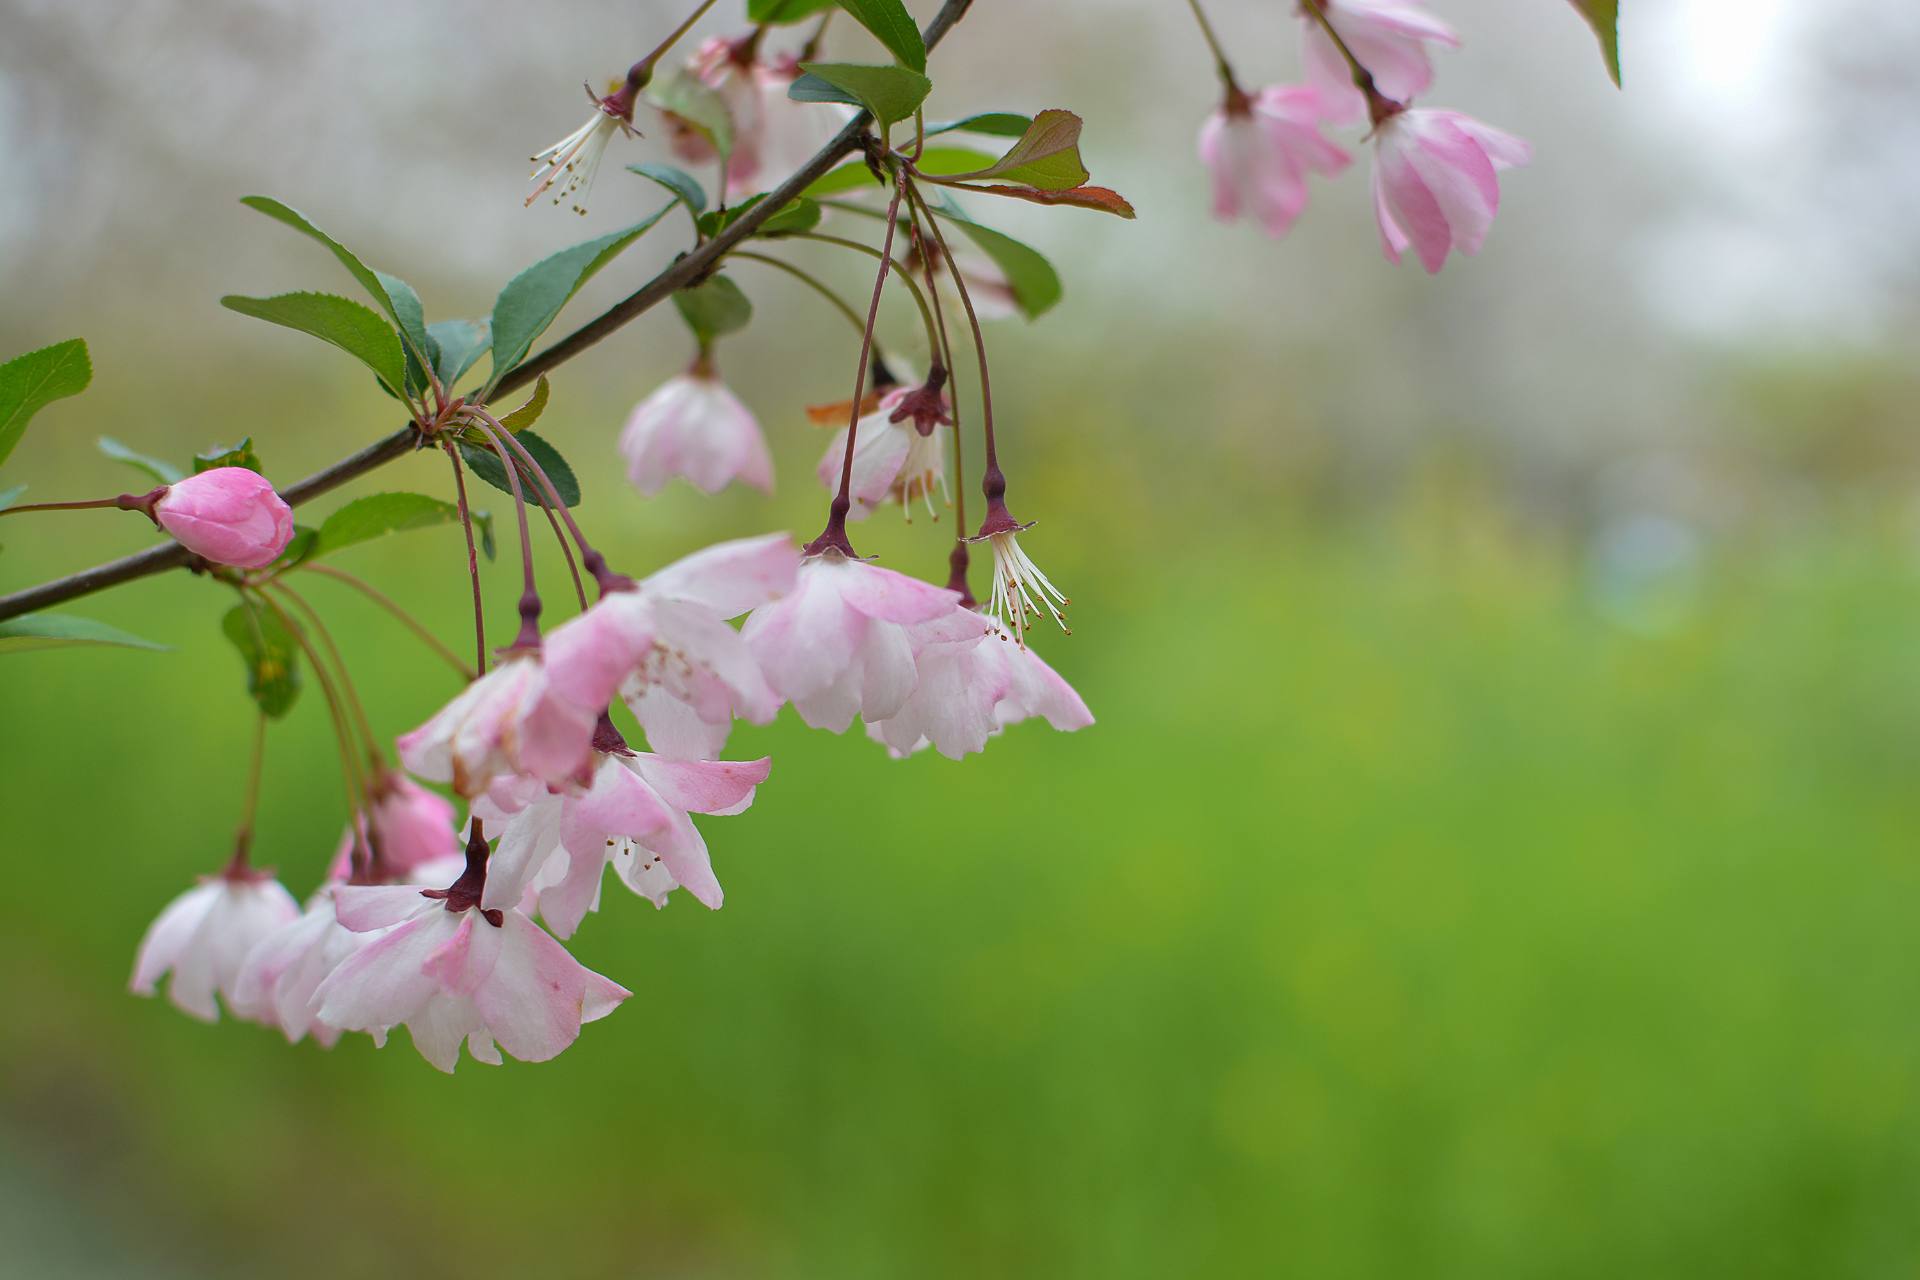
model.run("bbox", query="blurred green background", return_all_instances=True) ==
[5,0,1920,1275]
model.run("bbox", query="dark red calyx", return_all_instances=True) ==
[591,712,635,758]
[888,367,952,438]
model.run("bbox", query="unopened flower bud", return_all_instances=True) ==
[152,467,294,569]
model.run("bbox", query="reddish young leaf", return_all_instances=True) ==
[964,184,1137,219]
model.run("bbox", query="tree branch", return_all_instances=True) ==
[0,0,974,624]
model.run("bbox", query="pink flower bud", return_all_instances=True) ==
[153,467,295,568]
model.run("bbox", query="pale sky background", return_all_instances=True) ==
[0,0,1911,482]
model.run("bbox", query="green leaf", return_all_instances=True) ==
[1569,0,1622,86]
[937,109,1090,190]
[748,0,838,20]
[97,436,184,485]
[194,437,263,474]
[497,376,550,433]
[221,600,301,717]
[924,112,1034,140]
[274,525,319,570]
[375,270,435,395]
[937,199,1063,320]
[238,198,431,353]
[648,72,735,165]
[457,428,581,509]
[0,611,167,654]
[806,147,1000,198]
[486,207,674,389]
[428,319,491,389]
[0,338,91,470]
[629,162,708,218]
[674,274,754,345]
[314,491,496,560]
[833,0,926,72]
[791,62,931,131]
[222,292,408,395]
[697,194,822,239]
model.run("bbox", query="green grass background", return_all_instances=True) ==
[4,370,1919,1276]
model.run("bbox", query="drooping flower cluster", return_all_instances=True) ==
[1195,0,1531,272]
[133,528,1089,1070]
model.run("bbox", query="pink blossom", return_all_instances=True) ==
[474,741,769,937]
[742,553,991,732]
[314,878,629,1073]
[130,870,301,1021]
[152,467,294,569]
[815,386,952,521]
[1300,0,1459,124]
[396,656,596,798]
[870,617,1093,759]
[543,533,799,759]
[620,372,773,497]
[369,772,458,873]
[232,887,376,1046]
[1198,86,1350,238]
[665,41,851,199]
[1371,109,1531,273]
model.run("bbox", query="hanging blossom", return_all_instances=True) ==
[1300,0,1459,125]
[1198,85,1350,239]
[131,862,301,1022]
[313,838,630,1073]
[815,380,954,522]
[664,37,852,199]
[742,553,991,733]
[869,617,1094,760]
[968,496,1071,644]
[542,532,799,760]
[472,718,769,938]
[1371,108,1531,273]
[528,73,644,215]
[620,362,774,497]
[398,654,598,799]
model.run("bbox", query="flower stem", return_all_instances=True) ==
[729,251,868,334]
[1183,0,1241,94]
[464,406,623,596]
[633,0,723,85]
[266,579,381,771]
[250,588,370,814]
[906,194,971,601]
[1300,0,1401,124]
[232,711,268,864]
[909,180,1007,515]
[809,168,908,556]
[444,442,488,677]
[787,230,943,364]
[297,562,474,679]
[464,420,542,649]
[0,489,164,521]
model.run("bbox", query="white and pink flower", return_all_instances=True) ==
[1371,108,1531,274]
[620,370,774,497]
[543,533,799,760]
[1198,86,1350,238]
[870,617,1093,759]
[397,655,597,798]
[815,385,953,521]
[131,868,301,1021]
[1300,0,1459,124]
[474,737,769,937]
[314,863,629,1073]
[742,553,991,732]
[664,40,852,200]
